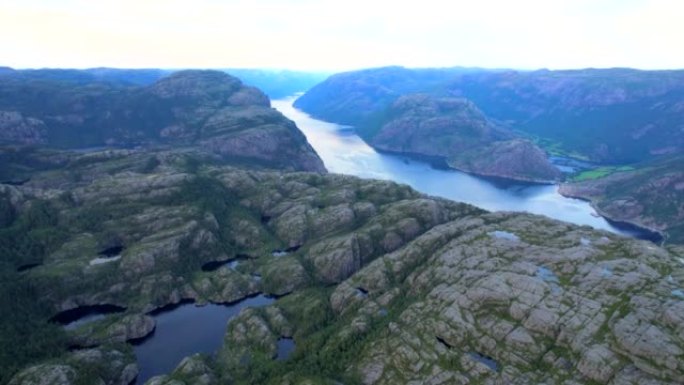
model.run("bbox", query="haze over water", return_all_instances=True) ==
[273,97,651,240]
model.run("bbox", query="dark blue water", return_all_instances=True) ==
[276,338,295,361]
[274,97,658,241]
[133,295,274,384]
[468,352,500,372]
[52,304,126,331]
[201,256,246,272]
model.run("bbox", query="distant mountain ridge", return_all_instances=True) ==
[294,66,480,131]
[295,66,564,182]
[0,69,325,173]
[441,68,684,164]
[0,67,170,86]
[0,67,328,98]
[295,65,684,235]
[296,66,684,165]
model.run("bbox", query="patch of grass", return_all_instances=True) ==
[522,134,591,161]
[594,295,630,342]
[571,166,634,182]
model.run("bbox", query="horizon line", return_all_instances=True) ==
[3,64,684,73]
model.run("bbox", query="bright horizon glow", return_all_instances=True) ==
[1,0,683,71]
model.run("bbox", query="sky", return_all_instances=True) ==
[1,0,683,71]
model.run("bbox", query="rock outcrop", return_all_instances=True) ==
[447,139,561,182]
[145,355,216,385]
[560,155,684,243]
[369,94,559,182]
[0,70,325,173]
[9,346,137,385]
[68,314,156,348]
[3,145,683,385]
[296,66,684,164]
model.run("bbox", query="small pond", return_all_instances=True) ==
[132,294,274,384]
[468,352,500,372]
[276,337,295,361]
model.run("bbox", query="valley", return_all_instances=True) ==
[3,2,683,384]
[0,68,682,385]
[273,97,661,242]
[294,66,684,244]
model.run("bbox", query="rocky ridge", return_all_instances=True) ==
[2,149,683,385]
[560,155,684,243]
[0,70,325,174]
[9,346,137,385]
[371,94,560,182]
[295,66,684,164]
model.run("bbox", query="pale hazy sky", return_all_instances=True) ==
[1,0,682,71]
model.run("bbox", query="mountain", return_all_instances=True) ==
[0,67,329,98]
[2,68,683,385]
[0,67,170,86]
[294,65,684,229]
[442,68,684,164]
[560,155,684,243]
[371,94,560,182]
[296,66,684,165]
[2,146,684,385]
[294,66,479,131]
[0,69,325,173]
[295,67,559,182]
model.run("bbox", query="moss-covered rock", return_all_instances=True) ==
[2,149,683,385]
[9,346,137,385]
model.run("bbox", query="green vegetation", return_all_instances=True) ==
[0,70,325,173]
[2,67,684,385]
[524,135,591,161]
[563,154,684,243]
[571,166,635,182]
[3,151,684,384]
[0,200,70,384]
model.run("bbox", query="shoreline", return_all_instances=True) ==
[288,100,666,245]
[289,98,560,185]
[558,185,666,245]
[373,147,558,186]
[375,143,665,244]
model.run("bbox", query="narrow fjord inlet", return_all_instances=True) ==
[272,98,661,242]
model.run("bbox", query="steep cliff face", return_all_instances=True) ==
[0,70,325,173]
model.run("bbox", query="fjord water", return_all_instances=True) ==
[273,97,655,240]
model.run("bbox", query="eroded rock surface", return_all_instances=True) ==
[4,150,683,385]
[9,346,137,385]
